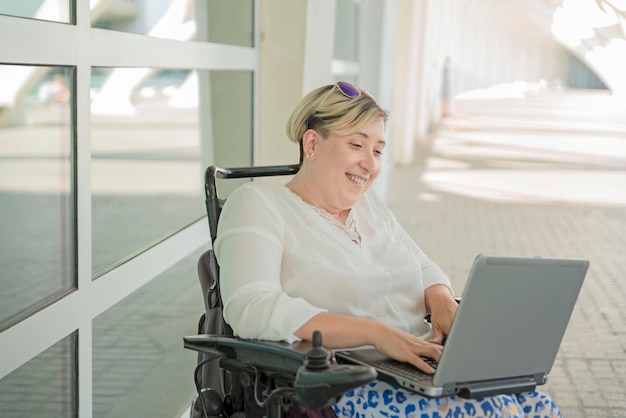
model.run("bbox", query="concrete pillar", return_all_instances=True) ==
[390,0,427,165]
[257,0,308,166]
[302,0,336,94]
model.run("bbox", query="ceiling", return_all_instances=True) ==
[494,0,626,95]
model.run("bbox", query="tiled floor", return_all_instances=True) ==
[387,90,626,418]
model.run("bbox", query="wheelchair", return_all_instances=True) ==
[184,164,377,418]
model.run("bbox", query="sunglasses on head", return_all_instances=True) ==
[333,81,362,98]
[306,81,364,130]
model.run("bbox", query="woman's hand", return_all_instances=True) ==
[425,284,458,345]
[295,313,442,374]
[373,322,443,374]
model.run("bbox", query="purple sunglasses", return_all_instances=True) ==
[306,81,364,129]
[333,81,362,98]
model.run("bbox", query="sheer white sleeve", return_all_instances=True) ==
[214,184,326,342]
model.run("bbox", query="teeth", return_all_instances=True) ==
[347,174,366,185]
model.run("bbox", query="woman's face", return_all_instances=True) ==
[308,117,386,213]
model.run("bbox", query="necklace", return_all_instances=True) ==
[307,204,362,246]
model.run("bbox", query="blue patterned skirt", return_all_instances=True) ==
[332,380,562,418]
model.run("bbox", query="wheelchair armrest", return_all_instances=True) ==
[184,334,310,375]
[184,333,377,410]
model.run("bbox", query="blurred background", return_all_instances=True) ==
[0,1,624,417]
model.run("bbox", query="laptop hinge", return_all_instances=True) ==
[456,377,537,399]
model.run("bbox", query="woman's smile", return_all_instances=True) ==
[347,173,367,186]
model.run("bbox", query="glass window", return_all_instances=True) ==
[91,0,254,47]
[0,65,74,329]
[91,68,252,276]
[0,332,77,417]
[92,249,204,418]
[0,0,72,23]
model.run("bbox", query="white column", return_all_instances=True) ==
[257,0,308,166]
[390,0,427,165]
[302,0,337,94]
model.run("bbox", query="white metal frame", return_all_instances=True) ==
[0,1,258,417]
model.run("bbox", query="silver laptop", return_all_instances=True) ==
[335,254,589,398]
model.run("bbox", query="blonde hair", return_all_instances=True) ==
[286,83,389,163]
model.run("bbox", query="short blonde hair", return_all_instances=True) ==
[286,83,389,163]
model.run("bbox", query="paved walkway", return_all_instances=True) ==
[387,89,626,418]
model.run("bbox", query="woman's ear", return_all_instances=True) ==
[301,129,318,155]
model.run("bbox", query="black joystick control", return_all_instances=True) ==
[304,330,331,370]
[294,330,377,410]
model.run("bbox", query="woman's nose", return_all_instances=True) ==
[361,151,379,173]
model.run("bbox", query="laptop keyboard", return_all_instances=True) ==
[373,357,438,382]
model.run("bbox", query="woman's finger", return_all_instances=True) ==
[406,353,437,374]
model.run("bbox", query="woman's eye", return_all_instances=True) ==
[375,150,384,156]
[350,143,363,149]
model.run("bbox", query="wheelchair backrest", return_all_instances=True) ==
[196,164,300,402]
[204,164,300,245]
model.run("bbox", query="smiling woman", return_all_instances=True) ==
[288,118,386,223]
[214,82,564,417]
[284,82,388,224]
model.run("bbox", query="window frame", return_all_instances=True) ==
[0,2,259,417]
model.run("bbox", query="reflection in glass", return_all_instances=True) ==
[90,68,252,276]
[93,249,203,418]
[0,332,77,417]
[0,65,74,329]
[91,0,254,47]
[0,0,72,23]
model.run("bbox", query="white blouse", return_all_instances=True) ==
[214,181,452,343]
